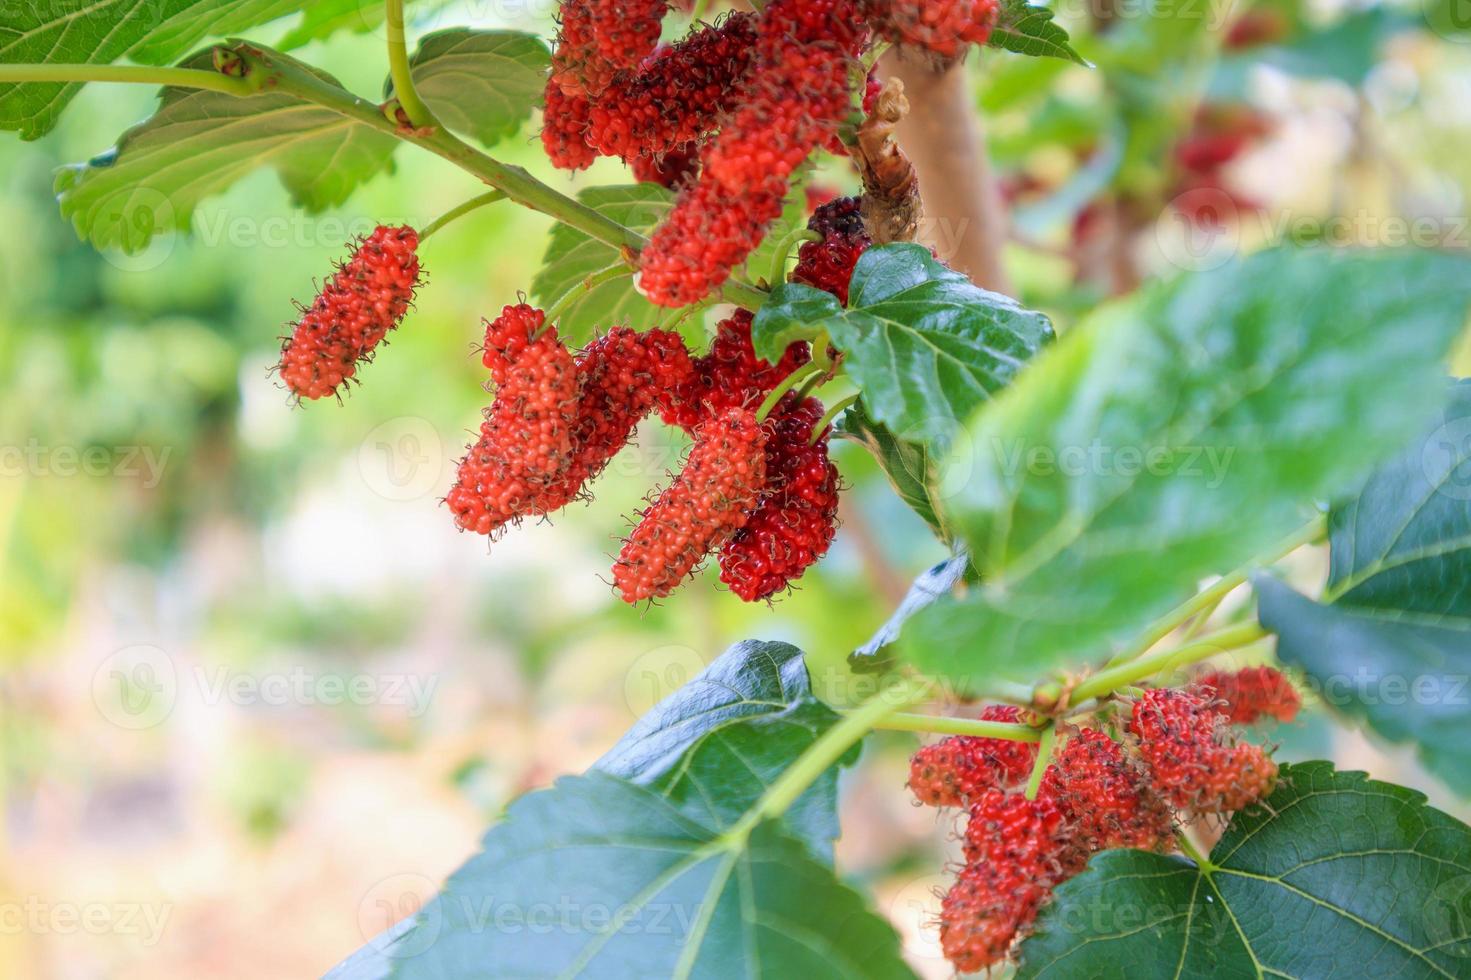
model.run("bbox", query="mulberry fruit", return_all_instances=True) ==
[907,705,1039,807]
[551,0,668,98]
[612,407,767,602]
[718,397,839,601]
[1193,666,1300,725]
[657,309,810,431]
[790,195,871,304]
[859,0,1000,58]
[1129,688,1278,814]
[277,225,422,400]
[1041,728,1174,856]
[445,306,578,536]
[541,86,598,171]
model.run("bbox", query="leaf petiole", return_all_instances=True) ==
[384,0,436,128]
[0,63,253,96]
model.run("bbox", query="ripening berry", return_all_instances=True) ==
[1128,688,1278,814]
[790,196,872,304]
[550,0,668,98]
[1193,666,1300,725]
[656,309,810,431]
[612,407,767,602]
[277,225,422,400]
[445,307,578,537]
[907,705,1039,807]
[1040,728,1174,856]
[860,0,1000,58]
[631,144,700,189]
[541,85,598,171]
[718,397,839,601]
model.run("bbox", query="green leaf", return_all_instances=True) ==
[1018,761,1471,978]
[277,0,435,51]
[849,554,970,672]
[402,29,549,148]
[987,0,1089,65]
[0,0,303,138]
[596,640,851,860]
[1259,380,1471,794]
[835,396,949,540]
[907,247,1471,690]
[381,773,916,980]
[532,184,673,344]
[54,47,397,253]
[755,244,1055,447]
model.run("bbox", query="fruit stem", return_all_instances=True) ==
[0,63,254,96]
[1023,724,1056,801]
[540,263,631,330]
[1175,830,1215,870]
[810,394,859,444]
[755,361,823,421]
[385,0,436,129]
[419,190,508,240]
[1069,621,1269,707]
[871,712,1043,741]
[767,227,821,288]
[1102,513,1326,669]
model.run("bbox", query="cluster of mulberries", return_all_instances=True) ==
[276,225,422,400]
[1193,665,1301,725]
[550,0,667,99]
[859,0,1000,59]
[917,676,1283,972]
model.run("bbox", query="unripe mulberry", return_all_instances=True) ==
[1193,666,1300,725]
[718,398,839,601]
[907,705,1039,807]
[612,407,767,602]
[1129,688,1278,814]
[790,196,872,304]
[445,307,578,536]
[1040,728,1174,856]
[277,225,422,400]
[860,0,1000,58]
[657,309,810,431]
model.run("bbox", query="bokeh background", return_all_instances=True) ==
[3,0,1471,976]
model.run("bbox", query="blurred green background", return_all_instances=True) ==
[2,0,1470,976]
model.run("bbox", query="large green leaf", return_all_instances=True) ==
[596,640,851,861]
[401,29,549,148]
[54,47,399,253]
[1259,380,1471,794]
[380,773,915,980]
[987,0,1088,65]
[0,0,304,138]
[906,247,1471,690]
[531,184,673,344]
[753,244,1055,447]
[1018,762,1471,977]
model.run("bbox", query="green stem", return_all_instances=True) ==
[1103,514,1326,668]
[1023,725,1057,800]
[542,263,630,327]
[1176,831,1214,869]
[725,677,929,842]
[385,0,435,128]
[810,393,858,444]
[0,63,253,96]
[1069,621,1268,707]
[767,228,821,288]
[756,361,823,421]
[419,190,507,240]
[871,713,1043,741]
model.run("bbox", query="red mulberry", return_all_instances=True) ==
[1193,666,1300,725]
[1129,688,1278,814]
[551,0,668,98]
[445,307,578,536]
[657,309,810,431]
[860,0,1000,58]
[541,86,598,171]
[631,144,700,188]
[277,225,422,400]
[790,196,872,304]
[907,705,1039,807]
[1041,728,1174,856]
[718,397,839,601]
[612,407,767,602]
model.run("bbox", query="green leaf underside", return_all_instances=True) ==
[383,774,916,980]
[404,29,549,148]
[532,184,674,343]
[906,247,1471,689]
[850,554,970,670]
[1259,380,1471,794]
[0,0,301,138]
[987,0,1089,65]
[1018,762,1471,979]
[596,640,850,861]
[54,48,398,253]
[755,243,1056,446]
[835,397,951,540]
